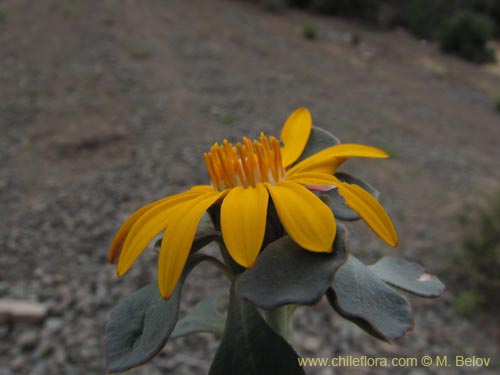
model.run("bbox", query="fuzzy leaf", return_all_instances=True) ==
[171,297,225,338]
[209,282,305,375]
[327,255,413,341]
[236,224,348,309]
[368,257,445,297]
[294,126,341,164]
[106,254,215,373]
[320,172,379,221]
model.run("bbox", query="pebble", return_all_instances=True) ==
[50,285,73,316]
[0,299,48,324]
[302,336,322,352]
[34,337,54,358]
[17,331,39,351]
[44,317,63,333]
[9,356,25,372]
[409,370,429,375]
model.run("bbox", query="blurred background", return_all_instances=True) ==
[1,0,499,374]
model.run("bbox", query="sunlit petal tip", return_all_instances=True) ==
[116,252,139,277]
[388,234,399,247]
[370,148,390,159]
[109,248,119,264]
[281,107,313,167]
[337,144,390,158]
[288,144,391,177]
[116,266,127,277]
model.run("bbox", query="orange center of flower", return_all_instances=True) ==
[204,134,285,191]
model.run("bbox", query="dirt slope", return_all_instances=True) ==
[1,0,499,374]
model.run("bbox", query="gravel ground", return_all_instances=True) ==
[1,0,500,374]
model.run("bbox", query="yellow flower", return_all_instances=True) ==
[109,108,398,298]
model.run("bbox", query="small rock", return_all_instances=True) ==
[409,369,428,375]
[1,368,14,375]
[50,286,73,316]
[34,337,54,358]
[302,336,322,352]
[17,331,38,351]
[0,281,8,295]
[0,324,9,338]
[94,272,109,308]
[9,356,25,371]
[30,362,48,375]
[53,346,67,365]
[0,299,48,324]
[44,317,63,333]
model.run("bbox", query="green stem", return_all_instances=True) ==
[264,304,296,342]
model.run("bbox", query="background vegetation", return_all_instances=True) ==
[284,0,499,62]
[453,191,500,316]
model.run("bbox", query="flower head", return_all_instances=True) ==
[109,108,398,298]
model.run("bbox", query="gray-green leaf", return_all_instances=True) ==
[368,257,445,297]
[105,254,215,373]
[171,297,225,338]
[327,255,413,341]
[236,224,348,309]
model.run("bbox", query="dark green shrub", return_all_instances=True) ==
[453,291,485,317]
[350,32,361,46]
[283,0,500,60]
[0,7,6,25]
[310,0,381,24]
[286,0,500,41]
[439,11,496,63]
[303,23,318,39]
[223,114,235,125]
[401,0,450,39]
[453,190,500,315]
[459,0,500,36]
[286,0,311,7]
[495,96,500,112]
[460,0,500,19]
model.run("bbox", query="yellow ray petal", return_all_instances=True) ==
[108,197,169,264]
[158,190,227,298]
[336,180,398,247]
[109,185,213,264]
[188,185,216,193]
[116,189,207,276]
[280,107,312,168]
[287,171,338,186]
[221,184,268,268]
[287,144,389,177]
[265,181,335,252]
